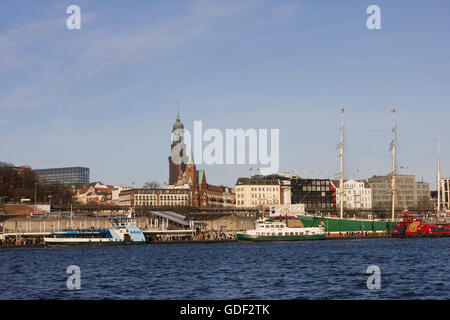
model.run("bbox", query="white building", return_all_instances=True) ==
[333,179,372,209]
[440,178,450,209]
[112,185,132,205]
[235,177,282,208]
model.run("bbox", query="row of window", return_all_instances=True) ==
[301,186,330,192]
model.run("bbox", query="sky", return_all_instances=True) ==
[0,0,449,188]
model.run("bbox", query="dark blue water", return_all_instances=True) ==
[1,238,449,299]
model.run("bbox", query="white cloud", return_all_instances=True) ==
[0,0,297,112]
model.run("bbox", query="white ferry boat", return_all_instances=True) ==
[237,218,325,242]
[44,217,146,246]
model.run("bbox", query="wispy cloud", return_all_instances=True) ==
[0,0,274,111]
[76,0,268,80]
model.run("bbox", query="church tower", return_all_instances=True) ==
[168,106,187,185]
[184,149,197,186]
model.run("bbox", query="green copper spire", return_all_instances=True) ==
[188,149,195,165]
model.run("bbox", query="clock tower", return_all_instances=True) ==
[168,106,187,185]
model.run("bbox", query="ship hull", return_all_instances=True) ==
[296,215,398,236]
[393,234,450,238]
[237,233,325,242]
[44,237,146,246]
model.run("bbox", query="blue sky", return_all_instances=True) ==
[1,0,449,188]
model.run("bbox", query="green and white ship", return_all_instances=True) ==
[237,218,325,242]
[295,214,398,237]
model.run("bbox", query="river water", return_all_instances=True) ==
[1,238,449,299]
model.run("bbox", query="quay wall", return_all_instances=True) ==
[202,216,255,232]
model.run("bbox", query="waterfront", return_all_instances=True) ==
[1,238,449,300]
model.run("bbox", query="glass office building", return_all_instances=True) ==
[290,178,334,209]
[35,167,90,185]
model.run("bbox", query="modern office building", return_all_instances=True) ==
[35,167,90,185]
[368,174,430,209]
[290,178,334,210]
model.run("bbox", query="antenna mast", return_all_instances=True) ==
[339,108,345,219]
[437,137,441,212]
[390,110,397,221]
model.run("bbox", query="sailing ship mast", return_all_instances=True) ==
[437,136,441,212]
[390,110,397,221]
[339,108,345,219]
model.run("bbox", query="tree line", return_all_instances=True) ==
[0,163,72,205]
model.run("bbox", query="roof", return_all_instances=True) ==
[172,109,184,131]
[331,179,370,188]
[236,177,280,185]
[196,170,205,184]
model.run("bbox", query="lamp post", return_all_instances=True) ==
[34,183,38,206]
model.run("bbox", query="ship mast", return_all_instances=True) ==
[437,136,441,212]
[390,111,397,221]
[339,108,345,219]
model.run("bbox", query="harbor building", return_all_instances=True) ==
[235,177,282,208]
[368,174,430,209]
[290,178,334,210]
[332,179,372,209]
[119,188,192,207]
[35,167,89,185]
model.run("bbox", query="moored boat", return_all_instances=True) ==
[393,211,450,237]
[237,217,325,242]
[296,214,398,237]
[44,216,146,246]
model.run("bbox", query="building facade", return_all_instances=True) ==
[35,167,89,185]
[72,182,115,205]
[119,188,192,207]
[290,178,334,210]
[439,178,450,210]
[368,174,430,209]
[333,179,372,209]
[235,177,282,208]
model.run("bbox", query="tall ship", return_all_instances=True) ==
[44,216,146,246]
[237,217,325,242]
[294,109,399,237]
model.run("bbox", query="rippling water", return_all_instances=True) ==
[1,238,449,299]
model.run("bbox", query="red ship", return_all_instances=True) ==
[393,210,450,237]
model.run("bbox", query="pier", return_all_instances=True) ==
[0,210,256,247]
